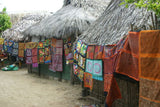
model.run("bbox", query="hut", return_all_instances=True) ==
[2,13,51,42]
[23,0,110,81]
[75,0,156,106]
[1,13,51,67]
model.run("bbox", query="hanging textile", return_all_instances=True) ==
[12,42,19,56]
[64,38,74,64]
[38,42,45,63]
[25,42,38,64]
[49,39,63,72]
[85,59,103,81]
[84,72,93,90]
[3,40,8,52]
[116,32,139,81]
[73,40,88,81]
[139,30,160,107]
[0,38,4,51]
[102,37,126,107]
[18,43,25,57]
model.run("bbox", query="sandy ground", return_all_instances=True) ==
[0,68,89,107]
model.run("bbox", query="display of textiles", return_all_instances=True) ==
[64,38,73,64]
[18,43,25,57]
[12,42,19,56]
[49,39,63,72]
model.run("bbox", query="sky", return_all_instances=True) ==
[0,0,64,13]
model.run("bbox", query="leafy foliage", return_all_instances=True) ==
[120,0,160,16]
[0,7,12,34]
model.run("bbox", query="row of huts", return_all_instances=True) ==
[1,0,160,107]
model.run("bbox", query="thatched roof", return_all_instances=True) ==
[78,0,154,45]
[1,13,51,41]
[23,0,110,39]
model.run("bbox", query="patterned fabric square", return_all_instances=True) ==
[32,48,37,56]
[55,47,63,55]
[12,49,18,56]
[13,42,19,49]
[94,46,103,59]
[80,43,87,56]
[26,57,32,64]
[51,54,63,71]
[19,43,25,50]
[0,45,3,50]
[85,59,103,81]
[32,63,38,68]
[84,72,93,90]
[76,40,82,53]
[78,55,85,69]
[25,42,38,49]
[0,38,4,45]
[44,55,51,64]
[32,56,38,63]
[39,49,45,56]
[73,63,78,75]
[51,38,57,47]
[18,49,24,57]
[26,49,32,57]
[77,67,84,81]
[38,42,44,48]
[45,47,51,56]
[86,45,94,59]
[44,39,51,47]
[39,55,44,63]
[56,40,63,47]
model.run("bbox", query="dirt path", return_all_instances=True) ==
[0,68,89,107]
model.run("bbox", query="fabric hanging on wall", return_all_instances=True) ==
[12,42,19,56]
[84,72,93,90]
[80,43,88,57]
[73,40,88,81]
[64,38,73,64]
[32,63,38,68]
[86,45,95,59]
[3,40,8,52]
[18,43,25,57]
[7,40,14,54]
[50,39,63,72]
[85,59,103,81]
[38,48,45,63]
[25,42,38,49]
[38,41,45,63]
[116,32,139,81]
[139,30,160,107]
[25,42,38,64]
[0,38,4,52]
[0,38,4,45]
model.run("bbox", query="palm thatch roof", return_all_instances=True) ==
[23,0,110,39]
[78,0,154,45]
[1,13,51,41]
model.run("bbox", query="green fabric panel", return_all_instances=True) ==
[62,64,71,80]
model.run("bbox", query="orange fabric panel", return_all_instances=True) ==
[140,57,160,80]
[116,32,139,81]
[116,51,139,81]
[139,30,160,106]
[140,30,160,54]
[106,77,122,107]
